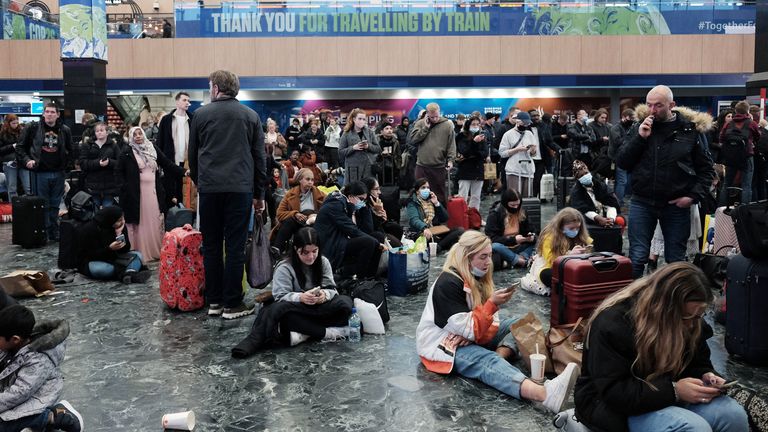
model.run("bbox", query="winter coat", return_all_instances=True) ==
[456,131,489,181]
[117,144,184,224]
[408,117,456,168]
[285,125,303,152]
[300,128,326,149]
[16,119,74,172]
[78,137,122,195]
[314,191,376,269]
[77,218,132,276]
[534,122,559,167]
[377,134,402,172]
[616,105,715,208]
[0,129,21,164]
[395,124,409,149]
[324,125,341,149]
[608,121,633,160]
[156,109,192,164]
[338,127,380,185]
[569,174,621,221]
[499,128,536,178]
[574,300,715,432]
[0,320,69,421]
[270,185,325,238]
[406,194,449,232]
[484,201,536,246]
[589,121,612,154]
[265,132,287,159]
[567,122,596,156]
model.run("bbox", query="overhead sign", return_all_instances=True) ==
[2,11,59,39]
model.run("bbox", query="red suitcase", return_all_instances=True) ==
[159,224,205,311]
[551,252,633,326]
[446,196,469,229]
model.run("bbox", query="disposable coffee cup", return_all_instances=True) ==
[429,242,438,257]
[162,411,195,431]
[530,353,547,383]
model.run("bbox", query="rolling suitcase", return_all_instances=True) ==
[11,195,47,248]
[713,206,739,256]
[540,173,555,202]
[380,185,400,223]
[446,180,469,230]
[725,254,768,365]
[587,225,623,255]
[58,217,83,270]
[551,252,633,326]
[378,155,397,187]
[159,224,205,312]
[518,167,541,232]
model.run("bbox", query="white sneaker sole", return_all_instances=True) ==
[58,399,84,432]
[222,308,255,320]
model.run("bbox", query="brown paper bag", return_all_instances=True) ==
[429,225,451,236]
[483,162,497,180]
[510,311,554,374]
[0,270,54,298]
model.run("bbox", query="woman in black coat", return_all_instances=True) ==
[456,116,490,210]
[77,206,150,283]
[485,188,536,269]
[78,122,121,208]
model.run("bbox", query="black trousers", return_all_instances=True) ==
[280,295,353,339]
[533,159,546,198]
[435,228,464,253]
[273,218,306,252]
[342,235,382,278]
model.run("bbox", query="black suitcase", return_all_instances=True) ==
[11,195,47,248]
[731,200,768,259]
[587,225,623,255]
[380,185,400,223]
[58,217,83,270]
[518,167,541,232]
[725,254,768,365]
[165,206,196,231]
[557,177,576,210]
[378,155,397,187]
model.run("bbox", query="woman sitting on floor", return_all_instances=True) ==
[406,178,463,253]
[270,168,326,253]
[484,188,537,269]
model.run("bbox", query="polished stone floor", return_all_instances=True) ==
[1,196,766,431]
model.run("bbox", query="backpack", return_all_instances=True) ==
[336,277,390,324]
[69,191,97,222]
[720,120,750,169]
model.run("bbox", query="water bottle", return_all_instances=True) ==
[348,308,361,343]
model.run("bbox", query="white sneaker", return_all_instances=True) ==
[542,363,580,414]
[290,332,310,346]
[322,326,349,342]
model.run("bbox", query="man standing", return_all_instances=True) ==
[189,70,267,319]
[551,113,570,176]
[157,91,192,208]
[408,102,456,204]
[528,109,557,198]
[567,109,596,168]
[16,103,73,242]
[617,85,714,278]
[608,108,636,208]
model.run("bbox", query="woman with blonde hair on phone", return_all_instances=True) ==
[338,108,380,185]
[575,262,748,432]
[416,230,580,413]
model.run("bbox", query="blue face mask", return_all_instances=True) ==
[471,266,488,278]
[469,127,480,133]
[353,200,366,211]
[563,228,579,239]
[579,173,593,186]
[419,189,431,200]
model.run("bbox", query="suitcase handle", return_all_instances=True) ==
[592,259,618,272]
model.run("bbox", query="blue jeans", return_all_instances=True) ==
[3,162,20,200]
[89,251,143,280]
[492,242,534,266]
[453,317,526,400]
[34,170,65,239]
[721,157,753,205]
[90,192,115,209]
[628,395,748,432]
[199,192,251,308]
[19,168,32,195]
[628,200,690,278]
[0,409,50,431]
[614,167,631,207]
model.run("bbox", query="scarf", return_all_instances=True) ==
[128,126,158,170]
[419,198,436,227]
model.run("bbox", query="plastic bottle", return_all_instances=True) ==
[348,308,361,342]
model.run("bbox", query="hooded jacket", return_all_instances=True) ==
[313,191,375,269]
[616,105,714,208]
[0,319,69,421]
[408,117,456,168]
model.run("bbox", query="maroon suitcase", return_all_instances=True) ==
[551,252,633,326]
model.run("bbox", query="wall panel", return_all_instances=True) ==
[701,35,743,74]
[499,36,540,75]
[213,38,258,77]
[418,36,461,76]
[173,39,215,77]
[132,39,175,77]
[540,36,581,75]
[297,37,339,76]
[661,35,703,74]
[581,36,622,74]
[742,34,755,73]
[378,37,419,75]
[106,39,135,78]
[9,40,56,79]
[620,35,663,75]
[339,37,379,76]
[460,36,500,75]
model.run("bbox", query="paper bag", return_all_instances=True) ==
[510,311,554,374]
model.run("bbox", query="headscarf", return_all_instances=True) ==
[94,205,124,229]
[128,126,157,170]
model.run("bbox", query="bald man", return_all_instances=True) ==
[616,85,714,278]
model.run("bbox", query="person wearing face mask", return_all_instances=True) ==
[456,116,491,210]
[609,109,637,208]
[270,168,326,254]
[567,110,597,169]
[499,112,537,197]
[406,178,464,253]
[569,160,620,228]
[485,189,536,269]
[520,207,592,296]
[416,230,581,414]
[339,108,381,185]
[314,180,383,279]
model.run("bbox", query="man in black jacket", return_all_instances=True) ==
[609,108,636,208]
[189,70,267,320]
[16,103,73,241]
[617,85,714,278]
[156,91,192,208]
[567,110,596,169]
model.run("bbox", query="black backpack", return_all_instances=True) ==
[69,191,97,222]
[720,120,750,169]
[337,277,390,324]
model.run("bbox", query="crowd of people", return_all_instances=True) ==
[1,77,763,431]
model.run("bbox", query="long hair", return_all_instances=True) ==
[344,108,366,133]
[500,188,527,223]
[360,177,379,206]
[288,227,323,290]
[0,114,21,139]
[535,207,589,257]
[442,231,494,307]
[587,262,714,388]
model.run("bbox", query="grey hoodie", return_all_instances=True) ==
[408,117,456,168]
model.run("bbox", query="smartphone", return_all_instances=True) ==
[584,244,594,252]
[306,287,321,295]
[499,281,520,293]
[719,380,739,389]
[115,234,125,243]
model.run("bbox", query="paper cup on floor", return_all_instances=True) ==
[530,353,547,384]
[429,242,438,257]
[162,411,195,430]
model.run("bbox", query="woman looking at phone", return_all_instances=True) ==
[485,188,537,269]
[575,262,748,432]
[338,108,380,185]
[78,121,122,208]
[416,231,580,414]
[520,207,592,296]
[232,228,354,358]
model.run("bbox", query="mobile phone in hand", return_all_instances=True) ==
[719,380,739,390]
[584,244,594,252]
[499,281,520,293]
[115,234,125,243]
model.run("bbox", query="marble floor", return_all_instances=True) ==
[1,197,766,431]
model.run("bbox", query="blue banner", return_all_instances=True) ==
[175,4,755,38]
[2,11,58,39]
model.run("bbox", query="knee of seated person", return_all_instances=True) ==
[710,397,749,429]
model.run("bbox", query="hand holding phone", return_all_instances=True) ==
[499,282,520,294]
[583,244,594,253]
[718,380,739,391]
[115,234,125,243]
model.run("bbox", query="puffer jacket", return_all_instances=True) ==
[78,136,122,195]
[0,320,69,421]
[616,105,714,208]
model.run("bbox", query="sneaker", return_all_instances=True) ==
[208,304,223,316]
[541,363,580,414]
[290,332,310,346]
[322,326,349,342]
[222,302,255,320]
[121,269,137,284]
[51,400,83,432]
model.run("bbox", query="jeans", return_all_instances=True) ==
[458,180,483,209]
[628,395,748,432]
[453,317,526,400]
[628,199,691,278]
[721,157,754,205]
[492,242,534,266]
[0,409,50,431]
[19,167,32,195]
[3,162,20,200]
[90,192,115,209]
[199,192,251,308]
[614,167,631,207]
[88,251,143,280]
[34,171,65,240]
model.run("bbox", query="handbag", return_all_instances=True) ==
[546,317,585,374]
[692,245,734,290]
[483,162,497,180]
[246,214,277,290]
[0,270,54,298]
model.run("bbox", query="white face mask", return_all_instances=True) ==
[471,266,488,278]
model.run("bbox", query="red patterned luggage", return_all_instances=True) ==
[550,252,633,326]
[159,224,205,311]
